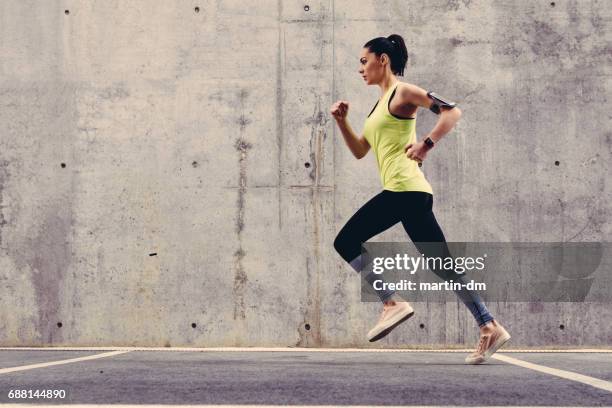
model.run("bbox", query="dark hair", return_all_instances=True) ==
[363,34,409,76]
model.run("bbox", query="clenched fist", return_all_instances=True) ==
[330,100,349,122]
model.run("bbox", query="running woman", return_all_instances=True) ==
[329,34,510,364]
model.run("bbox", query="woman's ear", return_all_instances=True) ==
[380,54,389,66]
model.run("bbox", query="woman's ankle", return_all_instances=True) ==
[480,320,496,333]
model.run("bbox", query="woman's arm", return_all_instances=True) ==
[337,119,371,159]
[398,83,462,144]
[330,100,371,159]
[396,83,462,164]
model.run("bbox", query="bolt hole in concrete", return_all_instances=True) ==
[192,161,198,167]
[304,323,311,331]
[64,9,69,15]
[560,324,565,330]
[61,163,66,168]
[304,162,311,168]
[57,322,62,328]
[191,323,197,328]
[304,5,310,11]
[550,1,555,6]
[419,323,425,329]
[194,6,200,13]
[555,160,560,166]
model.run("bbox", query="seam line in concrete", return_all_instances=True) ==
[492,353,612,393]
[0,350,132,374]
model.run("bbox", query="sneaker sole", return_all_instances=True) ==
[484,332,511,359]
[465,332,511,365]
[368,309,414,342]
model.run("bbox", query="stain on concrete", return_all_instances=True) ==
[450,37,464,47]
[294,97,330,346]
[234,138,253,235]
[276,23,285,229]
[237,113,252,131]
[296,256,321,347]
[449,37,489,48]
[588,8,605,34]
[233,248,248,320]
[98,85,130,101]
[525,20,565,59]
[305,96,328,183]
[308,129,324,183]
[236,89,252,132]
[0,160,10,248]
[558,197,566,242]
[529,302,545,313]
[446,0,472,11]
[232,88,253,322]
[24,211,72,344]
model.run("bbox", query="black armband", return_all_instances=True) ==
[427,91,457,114]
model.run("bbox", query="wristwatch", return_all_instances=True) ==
[423,136,435,149]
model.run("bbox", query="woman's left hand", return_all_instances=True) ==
[404,141,430,164]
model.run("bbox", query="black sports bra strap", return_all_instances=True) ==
[367,100,379,118]
[388,87,415,120]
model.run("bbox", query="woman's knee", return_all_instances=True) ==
[333,232,347,255]
[333,231,358,262]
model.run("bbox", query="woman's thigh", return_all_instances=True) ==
[399,194,457,279]
[397,193,443,241]
[334,191,402,262]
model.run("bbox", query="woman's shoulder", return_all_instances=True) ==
[394,81,431,109]
[396,81,424,93]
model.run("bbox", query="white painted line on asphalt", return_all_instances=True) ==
[492,353,612,393]
[0,346,611,353]
[0,350,132,374]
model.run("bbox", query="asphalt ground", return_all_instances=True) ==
[0,348,610,407]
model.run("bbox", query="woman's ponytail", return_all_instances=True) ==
[386,34,408,76]
[364,34,409,76]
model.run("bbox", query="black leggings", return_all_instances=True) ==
[333,190,494,327]
[334,190,446,263]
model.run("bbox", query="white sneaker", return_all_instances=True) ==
[367,298,414,342]
[465,320,511,364]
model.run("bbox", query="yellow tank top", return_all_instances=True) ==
[363,82,434,194]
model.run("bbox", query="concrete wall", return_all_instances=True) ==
[0,0,610,348]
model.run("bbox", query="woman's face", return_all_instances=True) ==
[358,48,386,85]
